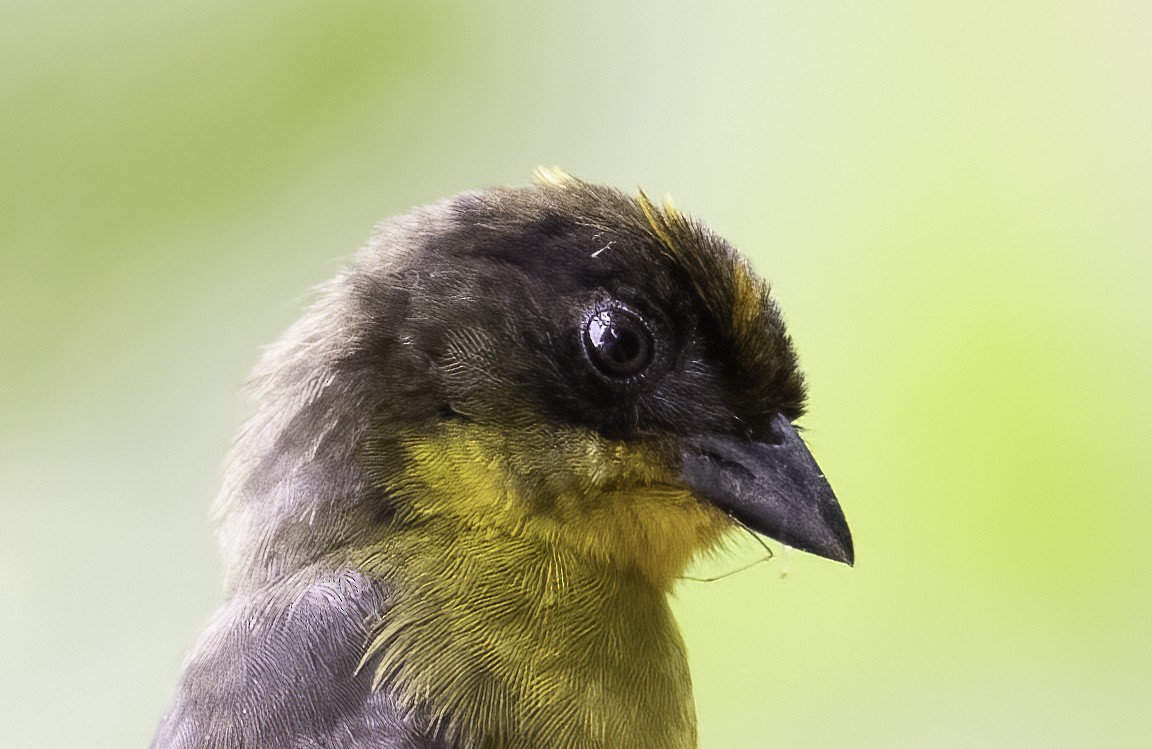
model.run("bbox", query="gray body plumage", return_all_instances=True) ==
[153,203,462,748]
[152,569,438,748]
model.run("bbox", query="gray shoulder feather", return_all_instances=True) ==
[152,568,442,749]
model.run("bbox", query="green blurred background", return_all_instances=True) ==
[2,1,1149,746]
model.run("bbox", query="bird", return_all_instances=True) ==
[151,169,853,749]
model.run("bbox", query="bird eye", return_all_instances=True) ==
[582,305,654,378]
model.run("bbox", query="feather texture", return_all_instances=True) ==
[153,175,827,748]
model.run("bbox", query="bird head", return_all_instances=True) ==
[218,170,851,591]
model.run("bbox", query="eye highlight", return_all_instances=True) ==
[582,304,654,378]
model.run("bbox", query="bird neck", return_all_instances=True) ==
[353,518,698,749]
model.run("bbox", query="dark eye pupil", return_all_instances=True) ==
[584,308,653,377]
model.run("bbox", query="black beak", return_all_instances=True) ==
[680,413,853,565]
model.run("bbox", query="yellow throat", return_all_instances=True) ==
[351,419,734,749]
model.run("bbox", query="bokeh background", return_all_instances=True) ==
[2,1,1150,746]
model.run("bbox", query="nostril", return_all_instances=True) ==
[761,413,790,447]
[698,447,756,480]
